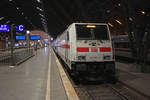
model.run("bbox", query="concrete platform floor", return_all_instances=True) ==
[0,47,68,100]
[116,62,150,98]
[50,49,68,100]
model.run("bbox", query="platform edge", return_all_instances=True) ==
[52,49,80,100]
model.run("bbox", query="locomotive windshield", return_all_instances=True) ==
[76,24,109,40]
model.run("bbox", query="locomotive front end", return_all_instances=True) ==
[72,23,116,80]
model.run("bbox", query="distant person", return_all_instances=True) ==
[34,44,38,55]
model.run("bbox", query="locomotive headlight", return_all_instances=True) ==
[78,56,86,61]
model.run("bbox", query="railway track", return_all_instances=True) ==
[75,84,125,100]
[74,82,148,100]
[68,70,149,100]
[55,51,149,100]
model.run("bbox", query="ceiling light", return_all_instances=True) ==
[141,11,145,15]
[106,10,110,13]
[41,20,46,22]
[39,13,44,17]
[0,17,4,20]
[41,18,45,21]
[108,23,114,27]
[42,22,46,25]
[37,0,41,3]
[16,7,19,10]
[129,17,133,21]
[6,21,10,23]
[36,7,43,11]
[115,20,122,25]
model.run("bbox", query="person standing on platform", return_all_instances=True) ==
[34,44,38,55]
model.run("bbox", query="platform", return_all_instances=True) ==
[116,62,150,98]
[0,47,79,100]
[0,46,150,100]
[0,48,49,100]
[50,49,68,100]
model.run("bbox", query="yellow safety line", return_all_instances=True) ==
[52,49,80,100]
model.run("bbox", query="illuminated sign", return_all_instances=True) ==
[17,25,24,32]
[30,36,40,40]
[16,36,26,40]
[0,25,10,32]
[86,25,96,28]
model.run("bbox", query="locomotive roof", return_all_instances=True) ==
[71,23,108,25]
[55,23,109,40]
[67,23,108,29]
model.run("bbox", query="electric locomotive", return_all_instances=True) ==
[54,23,116,80]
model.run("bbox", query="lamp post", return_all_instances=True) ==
[26,30,30,48]
[10,24,15,66]
[26,30,31,55]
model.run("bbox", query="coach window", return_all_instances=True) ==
[67,31,69,41]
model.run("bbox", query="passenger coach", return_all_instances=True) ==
[54,23,116,80]
[113,35,150,61]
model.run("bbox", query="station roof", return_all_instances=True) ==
[0,0,150,38]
